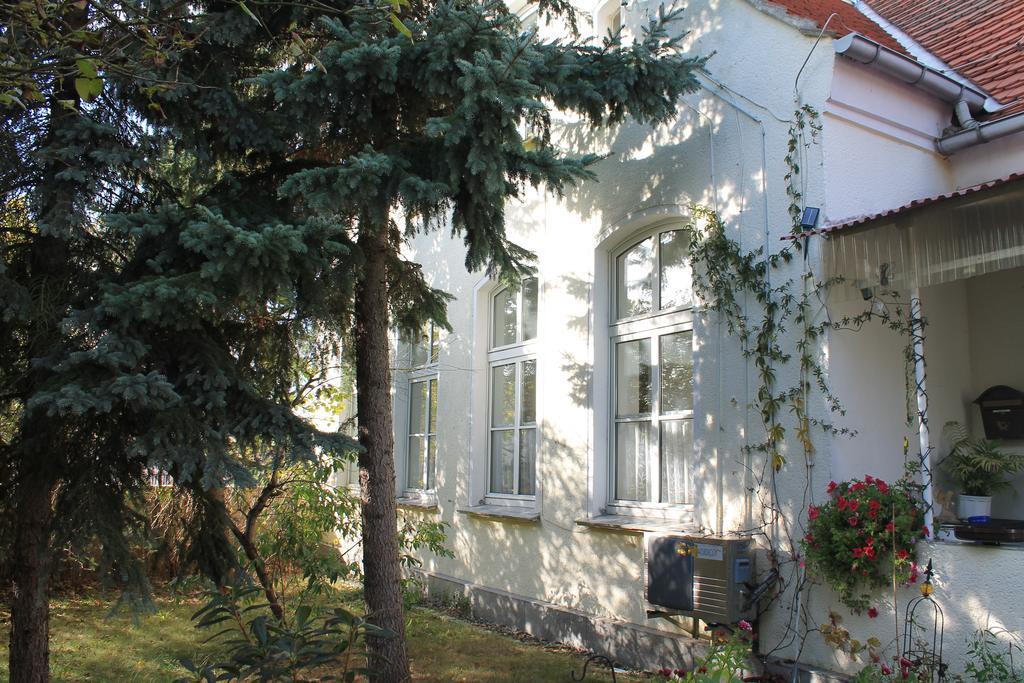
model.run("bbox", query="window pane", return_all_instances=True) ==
[429,324,440,364]
[660,331,693,413]
[409,381,428,434]
[616,339,651,416]
[518,428,536,496]
[521,359,536,424]
[659,230,693,309]
[522,278,538,341]
[661,419,692,504]
[412,328,429,367]
[492,287,518,347]
[428,378,438,432]
[426,435,437,490]
[490,429,515,494]
[615,421,649,501]
[407,435,425,489]
[491,364,516,427]
[616,238,653,318]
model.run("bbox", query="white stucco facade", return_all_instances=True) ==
[387,0,1024,677]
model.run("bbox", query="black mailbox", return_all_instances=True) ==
[975,385,1024,440]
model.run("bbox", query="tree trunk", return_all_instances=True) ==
[8,464,57,683]
[354,225,410,682]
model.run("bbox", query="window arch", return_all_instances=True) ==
[608,224,694,509]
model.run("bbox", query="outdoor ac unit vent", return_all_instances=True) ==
[644,534,755,624]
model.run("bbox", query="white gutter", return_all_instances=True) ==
[834,33,1024,154]
[849,0,1001,113]
[834,34,988,114]
[937,110,1024,154]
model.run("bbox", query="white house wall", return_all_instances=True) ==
[391,2,1024,677]
[392,0,840,672]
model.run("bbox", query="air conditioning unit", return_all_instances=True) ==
[644,533,755,624]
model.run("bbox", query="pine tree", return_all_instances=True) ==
[3,0,704,679]
[239,1,705,678]
[1,2,361,680]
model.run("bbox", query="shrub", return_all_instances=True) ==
[657,621,755,682]
[176,584,391,682]
[801,476,927,613]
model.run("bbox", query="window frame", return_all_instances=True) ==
[485,279,539,504]
[607,225,696,517]
[403,323,440,496]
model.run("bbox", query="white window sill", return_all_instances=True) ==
[397,492,439,511]
[574,514,699,534]
[457,504,541,523]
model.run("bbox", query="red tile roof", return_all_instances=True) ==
[763,0,907,53]
[866,0,1024,116]
[786,173,1024,238]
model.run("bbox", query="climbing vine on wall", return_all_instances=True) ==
[681,104,931,658]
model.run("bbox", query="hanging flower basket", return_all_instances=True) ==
[801,476,928,613]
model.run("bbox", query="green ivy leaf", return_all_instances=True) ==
[75,76,103,101]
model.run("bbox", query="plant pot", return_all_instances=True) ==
[957,494,992,522]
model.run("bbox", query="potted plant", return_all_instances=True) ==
[942,421,1024,521]
[801,475,927,613]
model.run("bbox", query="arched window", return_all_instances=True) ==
[609,226,694,507]
[487,278,538,499]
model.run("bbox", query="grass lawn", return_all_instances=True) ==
[0,587,649,681]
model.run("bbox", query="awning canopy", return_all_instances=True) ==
[817,174,1024,294]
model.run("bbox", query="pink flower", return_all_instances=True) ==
[738,619,753,632]
[868,607,879,618]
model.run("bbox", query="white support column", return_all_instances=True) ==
[910,290,934,532]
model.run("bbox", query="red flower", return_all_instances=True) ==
[848,515,859,527]
[804,533,814,544]
[896,549,909,560]
[868,607,878,618]
[864,546,876,560]
[851,482,866,492]
[868,510,878,519]
[885,521,895,533]
[921,525,930,537]
[827,481,838,494]
[838,496,849,511]
[869,499,881,512]
[876,480,889,493]
[882,663,892,675]
[864,474,875,484]
[808,505,820,521]
[865,536,874,546]
[848,498,860,511]
[853,547,864,558]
